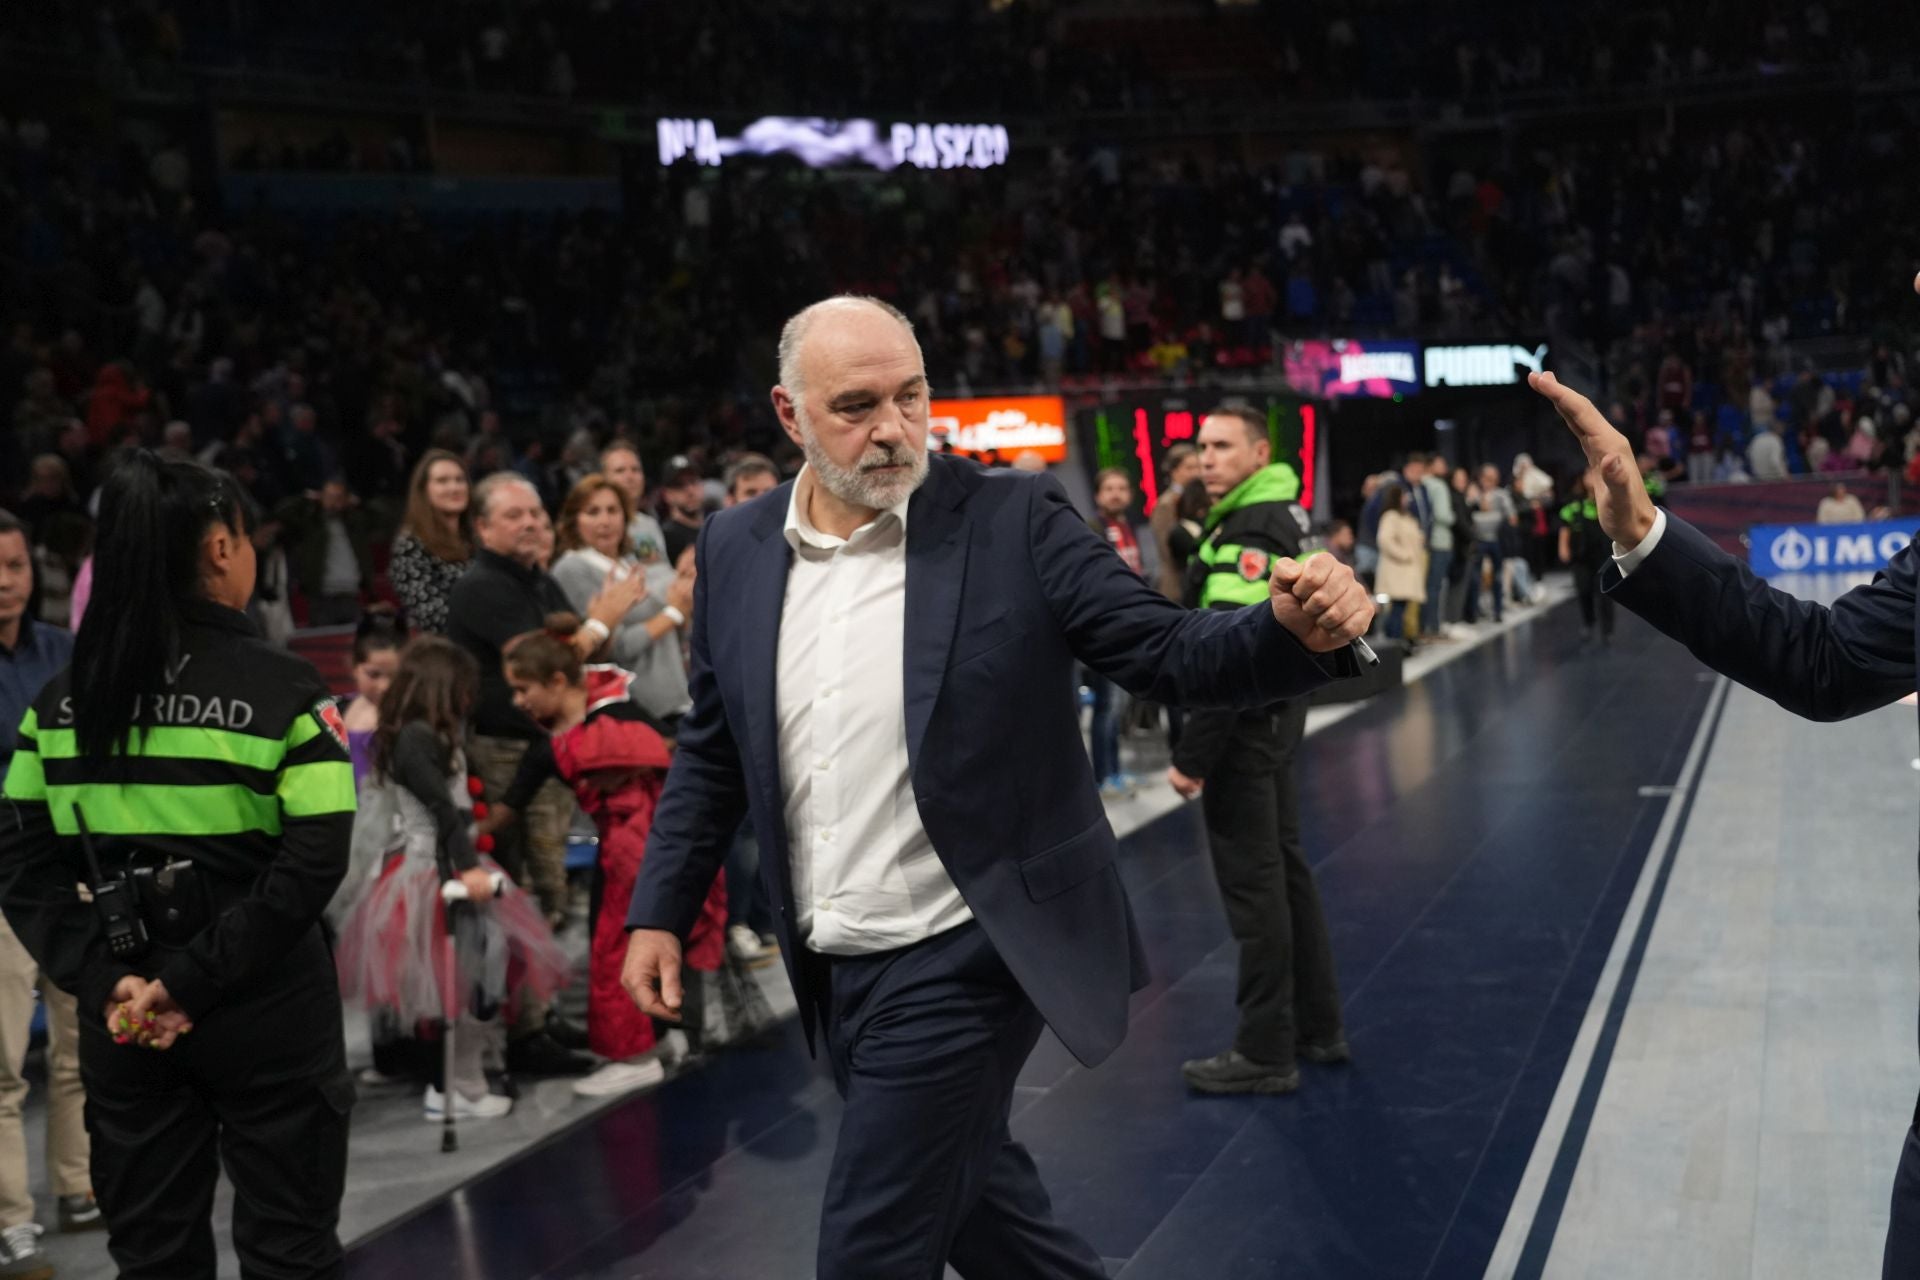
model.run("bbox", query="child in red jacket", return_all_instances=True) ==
[489,616,769,1098]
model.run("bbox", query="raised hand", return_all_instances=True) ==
[1528,371,1658,550]
[588,566,647,630]
[1270,554,1373,651]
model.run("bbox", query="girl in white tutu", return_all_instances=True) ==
[334,636,570,1121]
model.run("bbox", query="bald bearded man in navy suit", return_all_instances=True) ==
[622,296,1374,1279]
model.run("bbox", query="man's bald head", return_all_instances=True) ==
[776,296,920,399]
[772,295,931,514]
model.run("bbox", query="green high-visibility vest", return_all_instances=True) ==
[1192,463,1313,609]
[4,606,355,860]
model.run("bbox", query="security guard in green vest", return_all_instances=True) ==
[0,453,356,1278]
[1560,467,1617,646]
[1169,406,1347,1096]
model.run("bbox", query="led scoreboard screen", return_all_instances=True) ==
[928,395,1068,463]
[1078,393,1318,517]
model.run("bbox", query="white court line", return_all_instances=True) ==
[1479,674,1732,1279]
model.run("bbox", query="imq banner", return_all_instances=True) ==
[1748,517,1920,576]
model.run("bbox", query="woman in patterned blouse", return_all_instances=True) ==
[388,449,473,634]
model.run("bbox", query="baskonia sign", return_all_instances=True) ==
[657,117,1010,171]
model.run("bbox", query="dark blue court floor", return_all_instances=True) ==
[346,603,1715,1280]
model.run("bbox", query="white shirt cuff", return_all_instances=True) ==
[1612,508,1668,578]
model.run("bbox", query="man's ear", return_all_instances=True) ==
[772,387,803,447]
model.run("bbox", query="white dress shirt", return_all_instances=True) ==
[776,467,973,955]
[1613,507,1668,578]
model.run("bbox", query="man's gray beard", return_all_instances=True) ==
[798,411,929,511]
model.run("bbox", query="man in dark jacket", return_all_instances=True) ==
[1532,360,1920,1277]
[1168,406,1347,1095]
[275,480,376,627]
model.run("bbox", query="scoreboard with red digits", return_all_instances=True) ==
[1076,392,1318,517]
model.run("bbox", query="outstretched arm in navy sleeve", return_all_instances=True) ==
[1531,368,1916,722]
[1028,474,1359,709]
[1612,514,1917,722]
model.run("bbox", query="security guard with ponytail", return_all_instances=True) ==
[0,452,357,1278]
[1168,406,1347,1096]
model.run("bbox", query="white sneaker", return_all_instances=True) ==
[2,1223,45,1271]
[656,1028,691,1068]
[423,1084,513,1121]
[572,1057,666,1099]
[727,923,767,962]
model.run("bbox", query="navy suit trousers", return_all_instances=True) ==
[1884,1122,1920,1278]
[816,923,1105,1280]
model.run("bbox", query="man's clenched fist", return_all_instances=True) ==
[1270,554,1373,651]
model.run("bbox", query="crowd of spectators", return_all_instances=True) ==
[10,1,1919,119]
[7,15,1920,489]
[6,104,1919,616]
[6,17,1920,627]
[1350,453,1560,644]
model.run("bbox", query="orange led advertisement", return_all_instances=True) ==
[928,395,1069,463]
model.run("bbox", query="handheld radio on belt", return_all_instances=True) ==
[73,806,150,961]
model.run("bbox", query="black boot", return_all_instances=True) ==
[1180,1050,1300,1095]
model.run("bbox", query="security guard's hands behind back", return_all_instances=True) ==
[1166,766,1204,800]
[1270,555,1372,651]
[106,975,193,1051]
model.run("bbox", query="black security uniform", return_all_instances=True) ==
[1175,466,1344,1069]
[1561,496,1616,641]
[0,598,356,1279]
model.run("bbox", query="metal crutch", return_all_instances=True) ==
[438,872,505,1153]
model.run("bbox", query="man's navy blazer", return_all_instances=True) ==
[626,455,1350,1067]
[1608,513,1917,721]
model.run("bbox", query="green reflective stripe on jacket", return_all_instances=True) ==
[5,707,43,801]
[43,783,282,837]
[1196,549,1326,607]
[285,714,325,750]
[34,725,286,771]
[1198,541,1272,606]
[279,761,356,818]
[4,747,45,803]
[1560,498,1599,525]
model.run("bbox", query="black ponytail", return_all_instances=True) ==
[72,451,251,759]
[352,603,409,664]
